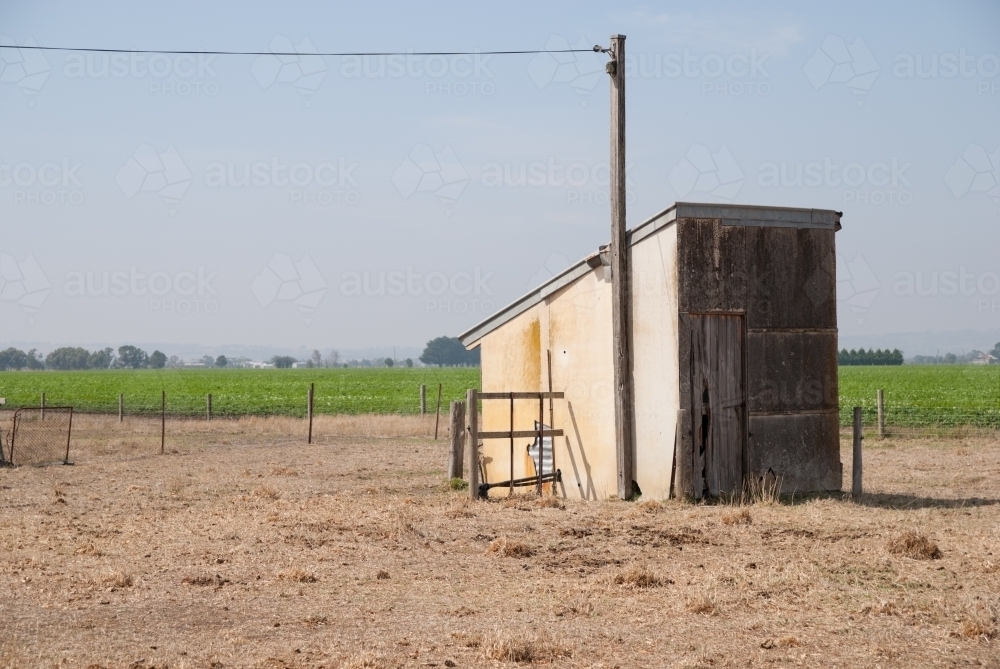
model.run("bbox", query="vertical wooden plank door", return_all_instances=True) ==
[690,314,746,497]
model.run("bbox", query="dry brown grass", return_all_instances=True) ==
[480,629,568,663]
[720,508,752,526]
[887,530,943,559]
[685,592,719,615]
[1,415,998,668]
[613,564,666,588]
[276,567,318,583]
[488,537,533,558]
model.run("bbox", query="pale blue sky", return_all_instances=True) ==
[1,1,998,357]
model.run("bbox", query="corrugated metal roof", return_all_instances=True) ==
[458,202,842,348]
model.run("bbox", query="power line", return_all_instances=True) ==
[3,45,606,57]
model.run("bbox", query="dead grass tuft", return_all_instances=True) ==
[375,569,390,580]
[481,629,568,663]
[613,565,667,588]
[635,499,664,513]
[777,636,800,648]
[534,495,564,509]
[96,570,133,591]
[488,537,533,558]
[74,542,102,556]
[721,508,752,526]
[451,631,482,648]
[555,593,594,617]
[446,499,476,519]
[277,568,318,583]
[182,574,229,587]
[685,592,719,615]
[983,560,998,574]
[743,472,780,505]
[251,484,281,500]
[862,599,899,616]
[960,616,997,640]
[339,652,396,669]
[886,531,942,560]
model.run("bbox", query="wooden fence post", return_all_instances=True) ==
[420,384,427,415]
[852,406,863,498]
[160,391,166,455]
[447,400,465,480]
[207,393,212,421]
[466,389,479,499]
[307,383,315,444]
[41,392,46,420]
[876,389,885,439]
[433,383,443,439]
[118,393,124,423]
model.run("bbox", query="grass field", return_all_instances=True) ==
[2,365,1000,427]
[0,368,481,417]
[1,417,997,667]
[839,365,1000,427]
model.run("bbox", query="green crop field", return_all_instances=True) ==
[0,368,481,417]
[1,365,999,427]
[839,365,1000,427]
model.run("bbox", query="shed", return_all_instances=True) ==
[459,202,843,500]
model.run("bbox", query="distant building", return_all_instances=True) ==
[971,352,997,365]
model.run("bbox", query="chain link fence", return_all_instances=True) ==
[3,407,73,466]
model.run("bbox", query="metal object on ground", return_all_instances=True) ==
[7,407,74,466]
[478,470,562,499]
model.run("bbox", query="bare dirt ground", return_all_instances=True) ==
[1,415,999,669]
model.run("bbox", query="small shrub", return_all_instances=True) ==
[375,570,390,580]
[886,531,941,560]
[488,537,533,558]
[448,477,468,491]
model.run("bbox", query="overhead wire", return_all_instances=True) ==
[2,45,608,57]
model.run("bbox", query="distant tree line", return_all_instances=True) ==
[0,345,231,371]
[838,348,904,366]
[420,337,480,367]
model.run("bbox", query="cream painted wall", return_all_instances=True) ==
[630,224,681,499]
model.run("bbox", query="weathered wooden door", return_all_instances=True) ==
[690,314,746,497]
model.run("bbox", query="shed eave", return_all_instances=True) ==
[458,202,844,348]
[458,251,601,349]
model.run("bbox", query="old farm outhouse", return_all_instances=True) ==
[459,202,843,500]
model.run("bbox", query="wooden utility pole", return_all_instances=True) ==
[608,34,635,500]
